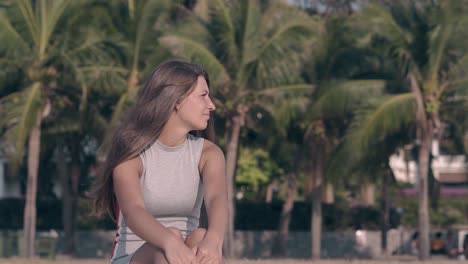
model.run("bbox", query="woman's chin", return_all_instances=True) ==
[192,123,208,131]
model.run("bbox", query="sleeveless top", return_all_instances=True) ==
[111,134,205,262]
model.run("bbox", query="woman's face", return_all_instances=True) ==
[176,76,216,131]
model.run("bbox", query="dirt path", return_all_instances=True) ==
[0,256,460,264]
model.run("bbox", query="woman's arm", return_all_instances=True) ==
[197,140,228,260]
[113,157,196,262]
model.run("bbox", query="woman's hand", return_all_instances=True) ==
[193,237,223,264]
[163,236,199,264]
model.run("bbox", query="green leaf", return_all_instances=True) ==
[159,35,230,85]
[309,80,387,119]
[348,93,417,152]
[0,82,43,170]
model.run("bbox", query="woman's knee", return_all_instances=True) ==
[130,242,165,264]
[167,227,184,240]
[185,228,207,247]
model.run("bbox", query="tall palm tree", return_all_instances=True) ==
[160,0,319,256]
[99,0,172,148]
[299,11,390,258]
[0,0,116,257]
[347,0,468,259]
[43,82,113,255]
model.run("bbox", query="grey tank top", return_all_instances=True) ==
[111,134,204,261]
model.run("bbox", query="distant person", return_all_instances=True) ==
[430,232,445,255]
[411,231,419,255]
[92,60,227,264]
[445,230,458,258]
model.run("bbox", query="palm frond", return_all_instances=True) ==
[256,15,319,64]
[265,96,310,136]
[254,84,315,97]
[347,93,416,153]
[207,0,237,65]
[350,4,412,50]
[131,0,171,71]
[0,11,29,56]
[426,1,455,89]
[324,142,355,182]
[308,80,387,119]
[159,35,230,86]
[0,83,43,169]
[17,0,71,55]
[250,14,319,88]
[16,0,37,45]
[446,52,468,91]
[236,0,261,83]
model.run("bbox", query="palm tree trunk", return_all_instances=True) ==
[265,181,275,203]
[223,114,244,258]
[380,170,390,257]
[361,182,375,206]
[23,112,43,257]
[311,160,322,260]
[409,73,431,260]
[58,146,72,255]
[271,172,297,256]
[63,140,80,255]
[70,141,80,253]
[322,183,334,204]
[417,125,432,260]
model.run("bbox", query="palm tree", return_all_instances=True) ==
[347,0,468,259]
[160,0,319,256]
[43,81,113,255]
[99,0,172,147]
[299,11,389,258]
[0,0,116,257]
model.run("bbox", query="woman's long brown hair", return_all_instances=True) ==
[91,60,215,220]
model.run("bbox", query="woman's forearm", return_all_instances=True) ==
[123,206,177,250]
[204,194,228,243]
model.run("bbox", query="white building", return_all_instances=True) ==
[389,141,468,185]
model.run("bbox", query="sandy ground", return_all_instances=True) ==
[0,256,462,264]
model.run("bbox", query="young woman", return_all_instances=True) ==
[92,60,228,264]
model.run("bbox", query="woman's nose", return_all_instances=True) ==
[208,97,216,111]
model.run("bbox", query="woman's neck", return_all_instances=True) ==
[157,118,189,147]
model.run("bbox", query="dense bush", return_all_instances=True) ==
[394,197,468,227]
[0,198,113,230]
[0,198,62,230]
[1,198,465,231]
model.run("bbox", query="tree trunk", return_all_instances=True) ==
[409,73,431,260]
[223,114,243,258]
[361,182,375,206]
[265,181,275,203]
[417,126,432,260]
[62,140,80,255]
[380,171,390,257]
[23,112,43,257]
[311,155,323,260]
[58,146,73,256]
[271,173,296,256]
[322,183,334,204]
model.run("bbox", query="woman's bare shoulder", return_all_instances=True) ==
[200,139,225,170]
[113,156,143,179]
[202,139,224,157]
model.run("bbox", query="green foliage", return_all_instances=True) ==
[236,147,283,195]
[395,197,468,227]
[160,0,318,117]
